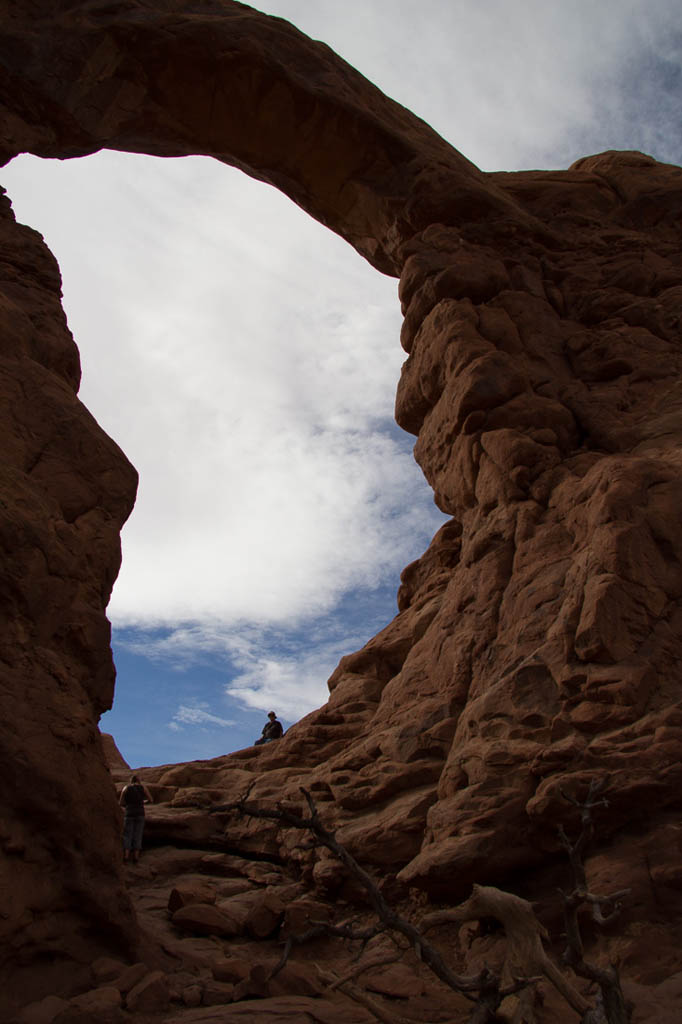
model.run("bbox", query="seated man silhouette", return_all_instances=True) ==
[255,710,284,745]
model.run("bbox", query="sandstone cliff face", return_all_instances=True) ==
[1,0,682,1018]
[0,186,140,1005]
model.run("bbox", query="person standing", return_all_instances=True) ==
[119,774,153,863]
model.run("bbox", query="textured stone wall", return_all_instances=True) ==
[2,0,682,1005]
[0,187,139,1004]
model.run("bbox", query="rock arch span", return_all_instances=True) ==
[2,0,682,1007]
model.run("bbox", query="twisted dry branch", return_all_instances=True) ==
[558,779,632,1024]
[221,787,535,1022]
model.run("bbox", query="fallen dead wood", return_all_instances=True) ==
[421,778,633,1024]
[215,779,632,1023]
[218,787,533,1023]
[422,884,589,1017]
[557,779,631,1024]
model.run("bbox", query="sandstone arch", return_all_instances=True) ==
[2,0,682,1008]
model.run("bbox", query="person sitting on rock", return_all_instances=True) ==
[254,711,284,745]
[119,774,153,864]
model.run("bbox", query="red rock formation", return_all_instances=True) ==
[101,731,131,771]
[2,0,682,1017]
[0,184,140,1010]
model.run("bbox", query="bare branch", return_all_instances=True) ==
[557,779,631,1024]
[209,778,257,814]
[500,975,543,997]
[327,951,407,991]
[577,889,631,927]
[226,787,510,1006]
[220,777,632,1024]
[430,884,591,1018]
[223,788,546,1023]
[580,889,631,907]
[268,920,385,979]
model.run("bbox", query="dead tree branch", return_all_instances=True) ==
[558,778,609,890]
[558,779,632,1024]
[269,919,385,979]
[224,787,534,1022]
[422,885,591,1018]
[326,951,407,991]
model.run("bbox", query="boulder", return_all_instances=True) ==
[215,890,285,939]
[114,963,149,995]
[168,880,218,914]
[91,958,126,985]
[172,903,241,939]
[269,963,324,999]
[18,995,69,1024]
[211,958,252,984]
[201,981,235,1006]
[281,897,334,937]
[125,971,170,1013]
[181,985,202,1008]
[52,987,123,1024]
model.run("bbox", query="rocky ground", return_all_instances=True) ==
[12,756,682,1024]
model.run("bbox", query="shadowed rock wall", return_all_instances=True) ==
[2,0,682,1007]
[0,186,139,1004]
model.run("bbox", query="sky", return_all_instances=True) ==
[2,0,682,767]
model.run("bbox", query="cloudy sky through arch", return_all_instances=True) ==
[2,0,681,766]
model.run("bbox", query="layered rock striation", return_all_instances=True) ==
[1,0,682,1015]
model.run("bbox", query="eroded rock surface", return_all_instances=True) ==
[0,185,139,1009]
[102,732,132,771]
[1,0,682,1019]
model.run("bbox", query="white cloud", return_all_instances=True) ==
[113,424,434,624]
[225,647,347,721]
[169,703,236,731]
[3,151,443,630]
[118,613,388,722]
[221,621,378,720]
